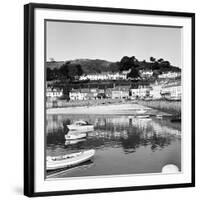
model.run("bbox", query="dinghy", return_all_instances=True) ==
[67,121,94,131]
[65,133,87,140]
[136,109,147,114]
[136,115,150,119]
[47,149,95,171]
[65,139,86,145]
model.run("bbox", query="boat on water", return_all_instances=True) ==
[136,109,147,114]
[156,114,163,119]
[67,129,93,134]
[46,149,95,171]
[136,115,150,119]
[65,139,86,145]
[67,120,94,131]
[65,133,87,140]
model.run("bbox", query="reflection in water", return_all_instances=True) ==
[46,114,181,177]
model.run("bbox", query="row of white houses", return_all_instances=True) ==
[158,71,181,79]
[79,70,131,81]
[68,83,181,101]
[46,81,181,101]
[46,87,63,99]
[78,70,181,81]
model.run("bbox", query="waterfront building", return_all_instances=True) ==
[69,88,102,100]
[130,85,151,99]
[90,88,98,99]
[69,89,86,101]
[161,82,181,99]
[111,85,131,99]
[149,82,163,99]
[150,85,162,99]
[46,87,63,99]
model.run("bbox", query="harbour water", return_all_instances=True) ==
[46,113,181,178]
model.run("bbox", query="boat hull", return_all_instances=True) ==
[47,150,95,171]
[67,125,94,131]
[136,115,150,119]
[65,133,87,140]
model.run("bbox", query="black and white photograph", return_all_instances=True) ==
[45,20,182,179]
[23,3,195,197]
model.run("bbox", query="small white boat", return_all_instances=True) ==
[156,114,163,119]
[67,129,93,134]
[67,120,94,131]
[65,139,86,145]
[65,133,86,140]
[136,109,147,114]
[136,115,150,119]
[138,118,152,121]
[47,149,95,171]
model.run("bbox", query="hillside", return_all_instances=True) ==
[46,58,181,74]
[46,61,65,69]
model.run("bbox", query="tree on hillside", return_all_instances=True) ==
[127,68,140,79]
[142,59,146,63]
[129,56,137,63]
[119,56,130,71]
[161,61,170,67]
[119,56,139,71]
[58,62,84,80]
[153,70,161,78]
[76,64,83,76]
[46,68,62,81]
[150,57,156,62]
[47,68,53,81]
[59,62,69,79]
[151,61,160,70]
[68,64,83,79]
[157,58,164,63]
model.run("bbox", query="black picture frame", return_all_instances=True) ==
[24,3,195,197]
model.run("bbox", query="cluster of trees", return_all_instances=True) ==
[47,62,83,81]
[149,57,171,70]
[119,56,140,78]
[119,56,172,79]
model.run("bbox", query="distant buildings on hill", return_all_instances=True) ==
[79,70,131,81]
[78,70,181,81]
[139,70,154,79]
[158,71,181,79]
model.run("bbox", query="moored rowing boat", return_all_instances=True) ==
[47,149,95,171]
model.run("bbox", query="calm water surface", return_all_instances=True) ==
[46,114,181,178]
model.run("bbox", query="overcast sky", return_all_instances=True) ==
[46,21,181,67]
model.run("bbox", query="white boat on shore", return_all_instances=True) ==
[46,149,95,171]
[65,133,87,140]
[67,120,94,131]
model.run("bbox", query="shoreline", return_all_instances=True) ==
[137,100,181,116]
[46,103,171,116]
